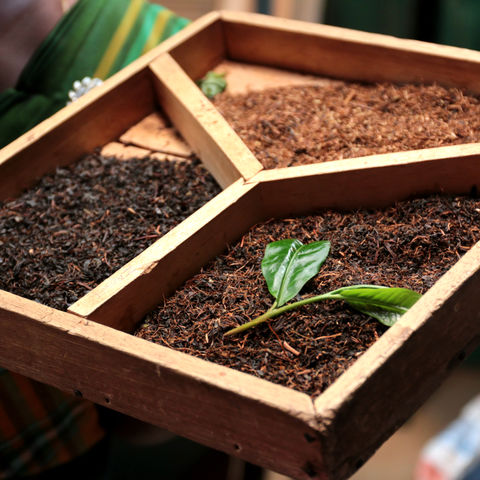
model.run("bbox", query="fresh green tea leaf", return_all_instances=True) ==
[328,285,422,327]
[197,71,226,98]
[225,239,421,337]
[261,239,330,307]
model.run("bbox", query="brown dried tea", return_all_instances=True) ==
[214,82,480,168]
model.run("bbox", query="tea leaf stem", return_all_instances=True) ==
[224,292,333,336]
[224,285,416,336]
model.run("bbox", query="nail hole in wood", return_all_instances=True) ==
[234,443,241,452]
[355,458,365,470]
[74,390,83,398]
[104,396,111,404]
[448,350,466,369]
[304,432,316,443]
[302,462,317,478]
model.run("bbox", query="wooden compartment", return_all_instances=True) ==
[163,10,480,173]
[2,11,480,480]
[0,13,261,201]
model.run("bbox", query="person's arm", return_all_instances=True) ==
[0,0,77,90]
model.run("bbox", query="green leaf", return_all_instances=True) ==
[261,239,331,307]
[329,285,422,327]
[197,71,226,98]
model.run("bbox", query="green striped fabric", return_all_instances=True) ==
[0,0,189,148]
[0,369,105,478]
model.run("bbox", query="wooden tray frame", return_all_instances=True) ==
[2,11,480,480]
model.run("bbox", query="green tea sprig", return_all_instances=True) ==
[197,71,226,98]
[224,239,421,336]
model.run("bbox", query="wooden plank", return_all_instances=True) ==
[168,15,227,80]
[0,68,155,201]
[214,59,330,95]
[121,111,170,132]
[121,126,193,157]
[101,142,151,160]
[68,179,263,331]
[314,241,480,479]
[249,144,480,217]
[220,11,480,92]
[148,53,262,187]
[0,290,323,480]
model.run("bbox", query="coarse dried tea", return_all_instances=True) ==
[214,82,480,168]
[137,194,480,396]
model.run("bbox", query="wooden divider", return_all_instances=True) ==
[149,53,262,187]
[168,14,227,80]
[68,179,262,331]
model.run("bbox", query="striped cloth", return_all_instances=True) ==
[0,369,104,478]
[0,0,189,148]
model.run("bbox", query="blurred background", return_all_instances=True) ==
[3,0,480,91]
[1,1,480,479]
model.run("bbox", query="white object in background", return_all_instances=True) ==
[67,76,103,104]
[415,395,480,480]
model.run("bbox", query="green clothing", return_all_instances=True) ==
[0,0,189,148]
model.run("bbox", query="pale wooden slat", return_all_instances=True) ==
[68,179,262,331]
[120,126,193,157]
[220,11,480,92]
[121,111,170,132]
[214,59,330,95]
[101,142,151,159]
[0,290,321,480]
[148,53,262,187]
[314,241,480,479]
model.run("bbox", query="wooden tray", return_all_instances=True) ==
[2,11,480,480]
